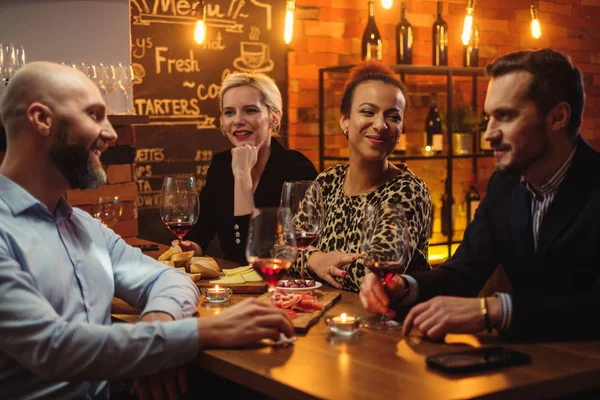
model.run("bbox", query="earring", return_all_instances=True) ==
[343,129,348,138]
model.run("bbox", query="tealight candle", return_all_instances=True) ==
[325,313,360,336]
[202,285,232,303]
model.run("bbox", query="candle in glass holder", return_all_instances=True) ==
[325,313,360,336]
[203,285,231,303]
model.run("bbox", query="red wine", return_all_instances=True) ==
[365,261,405,282]
[166,221,194,238]
[252,258,292,286]
[432,1,448,66]
[361,0,382,61]
[395,2,413,65]
[295,233,318,249]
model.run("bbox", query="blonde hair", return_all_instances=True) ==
[219,71,283,135]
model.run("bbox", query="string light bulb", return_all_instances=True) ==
[284,0,295,45]
[461,0,475,46]
[194,1,207,45]
[530,3,541,39]
[381,0,393,10]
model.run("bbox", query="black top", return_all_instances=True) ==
[409,136,600,341]
[187,138,318,264]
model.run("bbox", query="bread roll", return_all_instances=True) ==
[171,250,195,270]
[158,245,182,262]
[189,257,220,279]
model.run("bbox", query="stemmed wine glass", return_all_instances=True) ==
[246,207,297,301]
[361,202,411,330]
[93,196,122,228]
[160,176,200,244]
[280,181,324,279]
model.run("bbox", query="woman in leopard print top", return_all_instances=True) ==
[289,61,433,292]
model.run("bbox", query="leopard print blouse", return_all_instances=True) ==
[288,164,433,292]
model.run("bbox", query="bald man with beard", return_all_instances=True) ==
[0,62,294,399]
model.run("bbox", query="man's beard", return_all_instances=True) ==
[49,120,107,190]
[494,119,548,176]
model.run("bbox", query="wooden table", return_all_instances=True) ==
[194,288,600,400]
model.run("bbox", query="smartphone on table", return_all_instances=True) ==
[426,346,532,374]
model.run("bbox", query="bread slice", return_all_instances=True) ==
[188,273,202,282]
[158,245,182,262]
[159,260,175,268]
[189,257,220,279]
[171,250,195,270]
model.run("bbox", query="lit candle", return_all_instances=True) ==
[325,313,360,336]
[203,285,231,303]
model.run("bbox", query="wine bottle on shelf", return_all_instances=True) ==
[432,1,448,66]
[441,178,455,239]
[362,0,383,61]
[463,23,479,67]
[465,174,480,225]
[395,2,413,65]
[479,105,492,154]
[425,97,443,155]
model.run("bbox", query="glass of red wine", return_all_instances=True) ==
[160,176,200,244]
[280,181,324,279]
[246,207,297,301]
[361,202,411,330]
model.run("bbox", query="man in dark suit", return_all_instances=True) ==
[359,48,600,341]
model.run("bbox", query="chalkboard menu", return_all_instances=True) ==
[130,0,288,245]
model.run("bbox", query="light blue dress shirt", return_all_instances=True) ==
[0,175,201,399]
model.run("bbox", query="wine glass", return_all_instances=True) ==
[280,181,324,279]
[361,202,411,330]
[160,176,200,244]
[246,207,297,301]
[93,196,122,228]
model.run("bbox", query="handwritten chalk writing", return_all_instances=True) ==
[149,0,244,19]
[132,37,153,59]
[137,193,163,208]
[197,82,221,100]
[136,179,153,192]
[249,26,261,41]
[198,31,226,51]
[196,164,210,176]
[136,148,166,163]
[136,165,153,178]
[134,98,201,116]
[194,149,213,162]
[131,0,151,14]
[155,47,200,74]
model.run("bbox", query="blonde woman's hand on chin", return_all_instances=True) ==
[306,251,359,290]
[231,145,259,216]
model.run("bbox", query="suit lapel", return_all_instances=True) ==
[510,183,534,264]
[536,138,593,256]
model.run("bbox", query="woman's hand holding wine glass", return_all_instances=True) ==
[360,202,411,330]
[160,176,200,245]
[280,181,324,279]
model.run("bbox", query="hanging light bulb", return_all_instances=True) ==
[461,0,475,46]
[530,3,541,39]
[381,0,393,10]
[194,1,207,45]
[284,0,295,45]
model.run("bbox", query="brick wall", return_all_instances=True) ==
[286,0,600,239]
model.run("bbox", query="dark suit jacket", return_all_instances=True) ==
[410,136,600,340]
[186,138,318,265]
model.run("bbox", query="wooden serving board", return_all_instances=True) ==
[258,290,342,333]
[194,278,267,294]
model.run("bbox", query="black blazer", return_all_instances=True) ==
[187,138,318,265]
[410,136,600,340]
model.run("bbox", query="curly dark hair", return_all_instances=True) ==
[340,60,408,118]
[486,48,584,137]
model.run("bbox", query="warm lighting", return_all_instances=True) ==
[194,1,207,45]
[284,0,295,45]
[530,4,541,39]
[202,285,232,303]
[381,0,393,10]
[325,313,359,336]
[461,0,475,45]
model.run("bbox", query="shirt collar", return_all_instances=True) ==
[0,174,72,219]
[521,144,577,198]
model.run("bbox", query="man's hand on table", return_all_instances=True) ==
[132,312,188,400]
[196,298,295,348]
